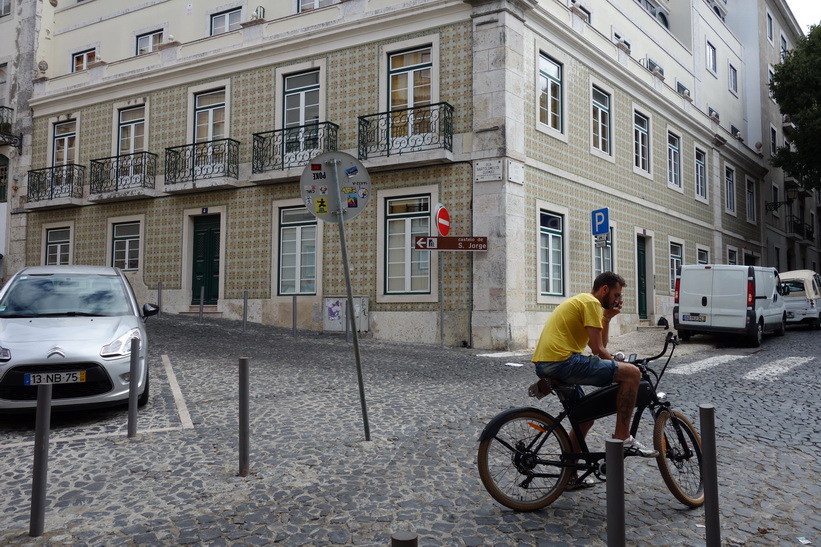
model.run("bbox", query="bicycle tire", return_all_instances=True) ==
[477,409,572,511]
[653,409,704,507]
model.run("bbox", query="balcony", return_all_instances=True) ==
[165,138,241,193]
[782,114,796,137]
[358,102,453,162]
[88,152,160,202]
[805,223,815,243]
[786,215,804,240]
[26,165,86,209]
[252,122,339,179]
[0,106,22,150]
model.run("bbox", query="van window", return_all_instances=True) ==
[784,280,806,296]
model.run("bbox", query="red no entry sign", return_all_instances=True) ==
[436,204,450,237]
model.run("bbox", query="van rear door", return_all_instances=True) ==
[709,265,748,329]
[678,266,715,327]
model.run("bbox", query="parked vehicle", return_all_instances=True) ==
[780,269,821,330]
[673,264,787,347]
[0,265,159,412]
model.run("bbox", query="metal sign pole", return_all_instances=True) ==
[329,159,371,441]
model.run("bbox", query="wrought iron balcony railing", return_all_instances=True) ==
[805,223,815,242]
[787,215,804,238]
[0,106,22,150]
[358,102,453,160]
[165,138,239,185]
[90,151,158,193]
[27,164,85,202]
[252,122,338,173]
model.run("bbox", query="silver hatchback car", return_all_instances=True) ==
[0,265,159,412]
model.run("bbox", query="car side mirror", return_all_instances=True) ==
[143,303,160,319]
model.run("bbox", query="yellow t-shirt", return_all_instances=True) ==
[532,293,604,362]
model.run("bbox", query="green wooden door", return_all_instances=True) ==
[192,216,220,305]
[637,236,648,319]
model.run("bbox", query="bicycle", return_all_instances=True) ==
[477,331,704,511]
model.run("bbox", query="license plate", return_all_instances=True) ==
[24,371,87,386]
[682,314,706,322]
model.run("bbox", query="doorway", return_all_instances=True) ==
[192,215,220,305]
[636,235,648,320]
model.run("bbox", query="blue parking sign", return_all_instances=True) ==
[591,208,609,235]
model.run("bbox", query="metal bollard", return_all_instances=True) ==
[292,295,297,338]
[127,337,140,438]
[29,384,52,537]
[157,281,163,317]
[390,531,418,546]
[243,290,248,332]
[605,438,626,547]
[239,357,250,477]
[699,404,721,546]
[198,286,205,322]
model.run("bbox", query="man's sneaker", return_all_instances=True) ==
[623,436,658,458]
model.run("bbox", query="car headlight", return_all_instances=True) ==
[100,329,141,358]
[0,346,10,362]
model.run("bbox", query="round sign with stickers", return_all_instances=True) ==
[299,151,372,223]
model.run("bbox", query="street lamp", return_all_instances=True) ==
[765,187,799,212]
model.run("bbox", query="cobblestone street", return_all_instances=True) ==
[1,314,819,546]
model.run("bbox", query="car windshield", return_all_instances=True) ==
[0,274,133,317]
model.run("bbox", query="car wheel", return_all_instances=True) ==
[814,317,821,331]
[138,371,150,407]
[748,321,763,347]
[775,315,786,336]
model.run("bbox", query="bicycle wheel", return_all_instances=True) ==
[477,409,572,511]
[653,409,704,507]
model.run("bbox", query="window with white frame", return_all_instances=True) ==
[283,71,320,156]
[0,0,10,18]
[211,8,241,35]
[118,106,145,156]
[725,166,736,213]
[112,222,140,270]
[539,54,562,132]
[728,64,738,94]
[137,31,163,55]
[46,228,71,265]
[634,112,650,172]
[706,41,717,73]
[53,120,77,177]
[695,148,707,200]
[593,228,612,277]
[746,178,756,222]
[780,34,788,59]
[0,63,6,105]
[72,49,96,72]
[667,132,681,187]
[766,12,773,42]
[385,195,431,294]
[669,242,682,292]
[540,210,564,296]
[278,207,317,295]
[697,248,709,264]
[388,47,432,141]
[592,86,611,155]
[770,126,778,156]
[728,248,737,265]
[300,0,335,12]
[194,89,226,143]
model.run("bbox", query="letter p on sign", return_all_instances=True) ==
[592,208,609,236]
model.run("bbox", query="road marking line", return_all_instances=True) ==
[743,357,814,381]
[669,354,744,375]
[162,354,194,429]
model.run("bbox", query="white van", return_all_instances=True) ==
[780,269,821,330]
[673,264,787,347]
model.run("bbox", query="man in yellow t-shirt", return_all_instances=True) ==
[533,272,657,479]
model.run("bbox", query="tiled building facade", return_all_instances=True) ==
[0,0,814,350]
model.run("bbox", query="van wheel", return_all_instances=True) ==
[748,321,763,347]
[813,317,821,331]
[678,329,691,341]
[775,315,786,336]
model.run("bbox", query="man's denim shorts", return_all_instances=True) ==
[534,353,617,388]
